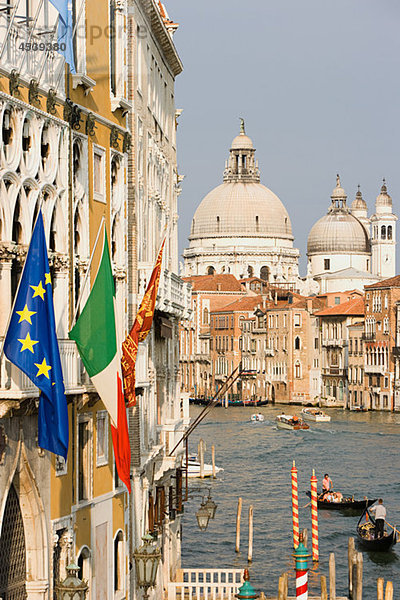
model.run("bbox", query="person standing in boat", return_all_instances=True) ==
[322,473,333,497]
[370,499,386,539]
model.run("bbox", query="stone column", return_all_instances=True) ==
[0,244,14,336]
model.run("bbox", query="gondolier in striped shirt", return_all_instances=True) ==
[370,499,387,539]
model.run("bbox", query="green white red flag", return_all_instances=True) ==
[69,231,131,492]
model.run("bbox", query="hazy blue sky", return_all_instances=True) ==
[166,0,400,275]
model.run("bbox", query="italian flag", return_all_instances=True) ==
[69,231,131,492]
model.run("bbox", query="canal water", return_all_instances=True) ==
[181,406,400,597]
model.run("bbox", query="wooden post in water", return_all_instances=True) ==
[211,444,216,478]
[278,572,288,600]
[302,527,308,549]
[248,505,253,563]
[355,552,363,600]
[329,552,336,600]
[377,578,384,600]
[348,537,355,599]
[235,497,242,553]
[321,575,328,600]
[385,582,393,600]
[198,438,205,479]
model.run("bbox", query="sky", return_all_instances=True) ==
[166,0,400,275]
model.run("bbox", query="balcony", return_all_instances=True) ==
[0,10,65,93]
[362,332,376,341]
[195,353,211,363]
[322,367,347,376]
[322,338,346,347]
[364,364,386,375]
[265,348,275,356]
[0,339,93,402]
[138,266,192,319]
[392,347,400,357]
[239,369,257,379]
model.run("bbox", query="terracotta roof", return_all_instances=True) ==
[183,274,242,292]
[315,297,365,317]
[364,275,400,289]
[212,295,263,313]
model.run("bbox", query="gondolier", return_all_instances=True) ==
[322,473,333,496]
[370,499,387,539]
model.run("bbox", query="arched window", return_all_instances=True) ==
[294,336,301,350]
[207,266,215,275]
[77,546,91,590]
[294,361,301,378]
[203,307,209,325]
[114,531,124,593]
[381,225,386,239]
[388,226,393,240]
[247,265,254,278]
[255,215,259,232]
[216,216,220,232]
[260,266,269,281]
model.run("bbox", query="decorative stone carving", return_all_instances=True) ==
[0,242,16,261]
[113,266,127,280]
[0,400,20,418]
[0,425,8,464]
[110,126,120,149]
[28,78,41,107]
[85,112,97,137]
[49,252,70,271]
[64,99,82,130]
[123,131,132,153]
[47,88,57,115]
[9,69,21,97]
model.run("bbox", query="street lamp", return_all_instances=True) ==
[195,501,211,531]
[203,490,217,519]
[55,563,88,600]
[133,534,161,599]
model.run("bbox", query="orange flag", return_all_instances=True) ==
[122,238,166,406]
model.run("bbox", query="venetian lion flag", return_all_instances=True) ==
[122,238,166,407]
[69,230,131,491]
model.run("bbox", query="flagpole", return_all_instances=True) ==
[71,216,106,328]
[0,205,44,362]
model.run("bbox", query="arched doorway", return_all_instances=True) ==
[0,484,27,600]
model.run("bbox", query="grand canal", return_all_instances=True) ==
[181,406,400,597]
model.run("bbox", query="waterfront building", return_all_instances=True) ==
[128,0,191,595]
[316,296,365,406]
[305,177,397,293]
[183,123,300,285]
[364,276,400,411]
[180,274,245,399]
[347,323,366,410]
[0,0,131,595]
[210,296,263,399]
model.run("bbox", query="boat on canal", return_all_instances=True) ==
[183,455,223,478]
[301,407,331,422]
[275,414,309,430]
[306,491,377,511]
[189,397,268,407]
[250,413,265,422]
[357,507,397,551]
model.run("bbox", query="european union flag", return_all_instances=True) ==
[4,211,69,460]
[49,0,76,74]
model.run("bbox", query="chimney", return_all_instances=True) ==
[307,298,313,313]
[217,283,221,291]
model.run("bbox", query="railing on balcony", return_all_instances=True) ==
[321,338,346,347]
[0,338,93,399]
[362,332,376,341]
[0,9,65,92]
[322,367,347,376]
[138,266,191,318]
[168,568,243,600]
[364,364,387,375]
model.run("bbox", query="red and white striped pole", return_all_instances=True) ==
[293,532,310,600]
[310,469,319,562]
[291,460,299,549]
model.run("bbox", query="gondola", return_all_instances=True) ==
[356,507,397,551]
[306,491,377,511]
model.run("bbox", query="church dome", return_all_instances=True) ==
[376,179,392,209]
[307,176,370,255]
[190,181,293,240]
[351,186,367,212]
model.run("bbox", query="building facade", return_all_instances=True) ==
[347,323,365,410]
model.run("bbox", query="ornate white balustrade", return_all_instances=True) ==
[0,338,93,400]
[0,9,65,92]
[137,266,192,319]
[168,569,243,600]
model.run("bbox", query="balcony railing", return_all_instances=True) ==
[364,364,387,375]
[362,332,376,341]
[322,338,346,347]
[322,367,347,376]
[138,266,191,319]
[0,11,65,93]
[0,338,93,400]
[168,568,243,600]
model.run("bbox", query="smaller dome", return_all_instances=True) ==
[351,185,367,211]
[331,174,347,201]
[231,133,254,150]
[376,179,392,208]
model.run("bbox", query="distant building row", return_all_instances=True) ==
[180,273,400,411]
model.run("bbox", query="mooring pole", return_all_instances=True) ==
[235,497,242,553]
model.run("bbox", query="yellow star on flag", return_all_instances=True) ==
[16,304,36,324]
[34,357,52,379]
[18,332,39,353]
[45,272,51,285]
[30,280,46,300]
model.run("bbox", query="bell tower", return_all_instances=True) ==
[371,179,397,278]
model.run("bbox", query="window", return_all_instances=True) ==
[78,416,92,502]
[388,226,393,240]
[381,225,386,240]
[77,547,91,595]
[294,336,301,350]
[384,377,389,388]
[334,297,340,305]
[294,314,301,327]
[96,411,109,467]
[93,147,105,202]
[114,531,124,594]
[294,362,301,378]
[324,259,330,270]
[314,338,319,350]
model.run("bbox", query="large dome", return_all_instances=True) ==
[190,182,293,240]
[307,176,370,255]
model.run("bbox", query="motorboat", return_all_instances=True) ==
[250,413,265,422]
[275,414,309,430]
[182,455,223,478]
[301,407,331,422]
